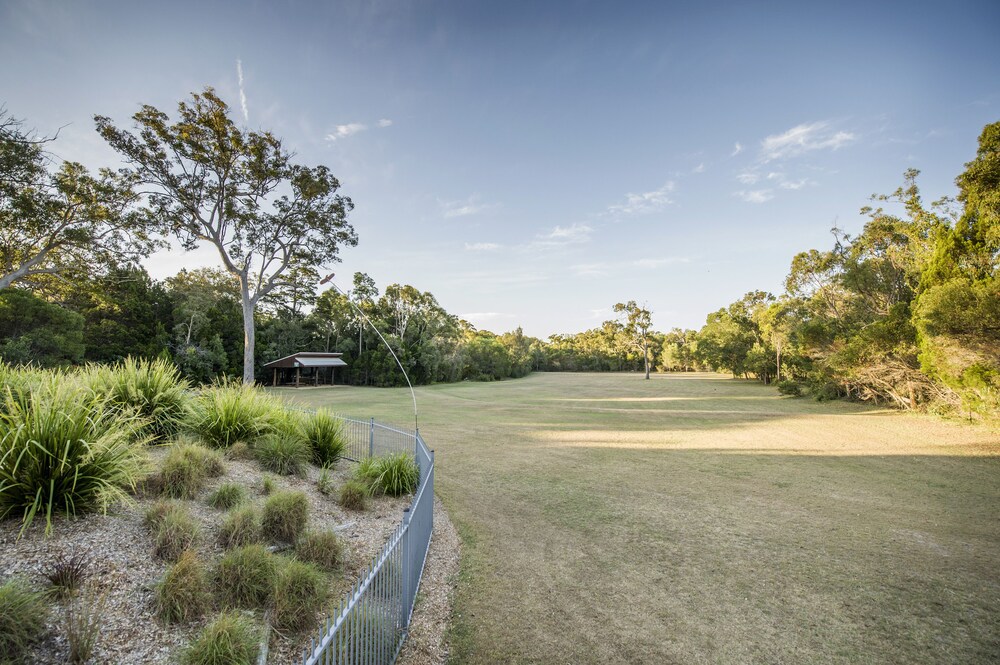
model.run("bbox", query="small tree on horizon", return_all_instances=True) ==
[96,88,357,384]
[614,300,653,379]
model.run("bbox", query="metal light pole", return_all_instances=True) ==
[320,273,419,433]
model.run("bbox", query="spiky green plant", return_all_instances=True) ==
[261,490,309,543]
[153,505,200,562]
[189,382,282,449]
[214,545,277,609]
[0,378,149,535]
[0,577,49,663]
[355,452,420,497]
[254,433,310,476]
[218,505,263,550]
[208,482,248,510]
[298,410,347,466]
[270,557,328,632]
[159,442,225,499]
[316,465,334,496]
[156,549,212,624]
[87,357,192,441]
[181,611,261,665]
[339,479,368,511]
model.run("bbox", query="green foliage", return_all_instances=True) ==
[155,549,212,624]
[152,505,200,562]
[295,529,344,571]
[88,356,191,440]
[159,442,225,499]
[356,453,420,497]
[181,610,261,665]
[208,483,248,510]
[298,410,347,466]
[261,475,276,495]
[66,587,108,664]
[0,377,149,535]
[261,490,309,543]
[190,383,281,448]
[144,499,183,530]
[270,557,329,632]
[218,505,263,550]
[254,433,311,476]
[316,465,334,496]
[0,287,85,366]
[339,479,368,511]
[0,577,49,663]
[214,545,276,609]
[776,380,802,396]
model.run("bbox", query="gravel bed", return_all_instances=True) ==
[0,446,411,664]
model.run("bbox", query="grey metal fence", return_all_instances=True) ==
[298,414,435,665]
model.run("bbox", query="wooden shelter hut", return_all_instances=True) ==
[263,352,347,387]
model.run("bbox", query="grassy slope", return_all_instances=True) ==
[278,372,1000,664]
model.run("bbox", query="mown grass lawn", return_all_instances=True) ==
[278,372,1000,664]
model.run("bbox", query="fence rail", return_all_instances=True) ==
[298,414,434,665]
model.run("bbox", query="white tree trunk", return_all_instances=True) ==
[241,286,256,385]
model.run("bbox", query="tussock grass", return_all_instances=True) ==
[270,557,328,633]
[261,490,308,543]
[295,529,344,571]
[155,549,212,624]
[218,505,263,550]
[355,452,419,496]
[214,544,276,609]
[181,610,261,665]
[152,505,200,562]
[159,442,225,499]
[298,410,347,467]
[207,482,248,510]
[0,377,149,534]
[261,475,276,495]
[0,577,49,662]
[66,586,108,664]
[87,357,191,441]
[338,479,368,511]
[316,465,334,496]
[190,382,281,449]
[254,433,310,476]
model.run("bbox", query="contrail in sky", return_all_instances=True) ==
[236,58,249,123]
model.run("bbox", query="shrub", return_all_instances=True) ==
[181,610,261,665]
[254,433,310,476]
[153,506,200,562]
[298,410,347,467]
[356,453,420,496]
[218,505,263,550]
[190,383,281,449]
[0,378,149,534]
[214,545,276,609]
[160,443,225,499]
[155,550,211,624]
[0,577,49,662]
[270,557,328,632]
[66,587,108,664]
[261,490,309,543]
[88,357,191,441]
[45,552,91,598]
[776,380,802,396]
[261,475,276,495]
[208,483,248,510]
[295,529,344,571]
[339,480,368,511]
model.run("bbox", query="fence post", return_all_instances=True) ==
[401,507,412,629]
[369,417,375,459]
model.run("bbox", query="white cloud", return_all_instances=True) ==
[779,179,810,190]
[377,118,393,128]
[731,142,743,156]
[693,162,705,173]
[441,195,497,218]
[761,121,855,161]
[607,182,675,216]
[736,171,759,185]
[542,223,592,242]
[736,190,774,203]
[464,242,501,251]
[325,123,368,141]
[236,59,249,123]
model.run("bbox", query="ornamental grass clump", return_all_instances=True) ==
[152,505,200,562]
[254,433,310,476]
[298,410,347,467]
[155,550,212,624]
[87,357,192,441]
[356,452,420,497]
[214,544,277,609]
[0,378,149,535]
[295,529,344,571]
[208,482,248,510]
[262,490,309,543]
[270,557,329,633]
[338,479,368,511]
[0,577,49,662]
[66,586,108,665]
[190,382,282,449]
[159,442,225,499]
[45,552,92,598]
[181,610,261,665]
[218,505,263,550]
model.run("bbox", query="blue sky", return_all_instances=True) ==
[2,0,998,338]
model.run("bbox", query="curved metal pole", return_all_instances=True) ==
[323,275,418,433]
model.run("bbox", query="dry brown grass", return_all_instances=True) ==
[281,372,1000,665]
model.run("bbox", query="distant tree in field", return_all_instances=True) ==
[0,109,158,290]
[614,301,653,379]
[96,88,356,384]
